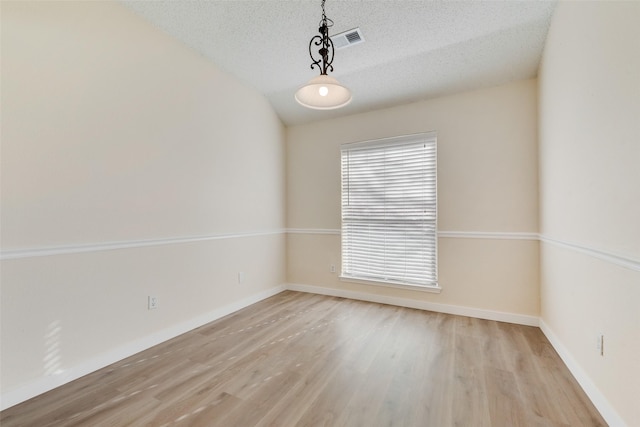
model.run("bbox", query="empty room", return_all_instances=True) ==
[1,0,638,426]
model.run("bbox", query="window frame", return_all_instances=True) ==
[339,132,440,293]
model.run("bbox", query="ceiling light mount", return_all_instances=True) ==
[295,0,352,110]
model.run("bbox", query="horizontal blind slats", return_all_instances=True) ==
[341,134,437,287]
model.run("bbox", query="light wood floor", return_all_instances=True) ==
[1,291,607,426]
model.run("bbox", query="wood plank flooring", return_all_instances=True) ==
[1,291,607,426]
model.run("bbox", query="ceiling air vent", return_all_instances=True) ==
[331,28,365,50]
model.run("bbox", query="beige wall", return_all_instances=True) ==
[1,1,285,401]
[538,1,640,425]
[287,80,540,317]
[5,1,637,422]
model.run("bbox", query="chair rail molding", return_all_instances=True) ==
[0,229,287,260]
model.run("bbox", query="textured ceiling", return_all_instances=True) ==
[121,0,556,126]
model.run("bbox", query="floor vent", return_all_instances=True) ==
[331,28,365,50]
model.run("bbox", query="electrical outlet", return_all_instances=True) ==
[238,272,245,284]
[330,264,336,273]
[596,334,604,356]
[148,296,158,310]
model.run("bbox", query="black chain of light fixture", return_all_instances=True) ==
[308,0,335,75]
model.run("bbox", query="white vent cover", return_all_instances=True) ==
[331,28,365,50]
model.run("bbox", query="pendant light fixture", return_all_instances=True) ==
[295,0,352,110]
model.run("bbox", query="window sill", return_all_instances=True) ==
[339,276,441,293]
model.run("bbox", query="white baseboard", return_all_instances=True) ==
[285,283,539,326]
[539,319,626,427]
[0,285,286,411]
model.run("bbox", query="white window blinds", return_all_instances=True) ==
[341,132,437,288]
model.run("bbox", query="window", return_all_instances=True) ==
[341,132,437,289]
